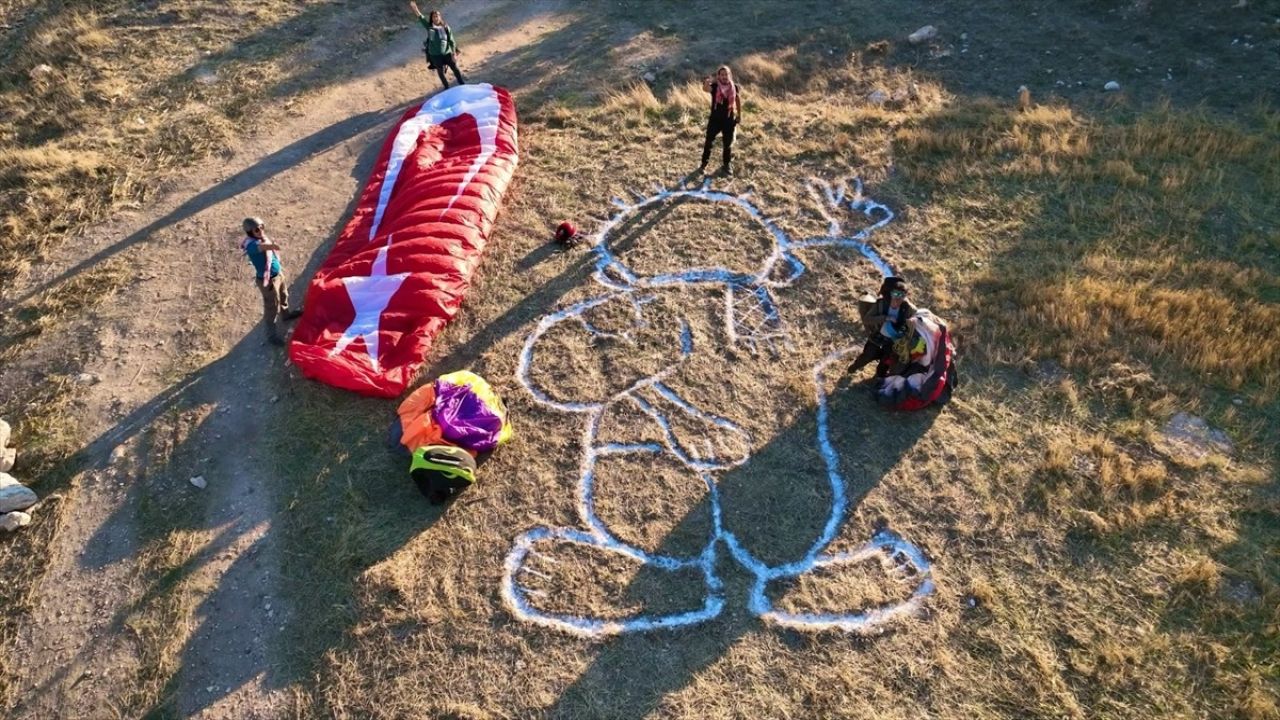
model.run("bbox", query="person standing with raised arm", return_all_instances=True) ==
[410,2,466,89]
[699,65,742,176]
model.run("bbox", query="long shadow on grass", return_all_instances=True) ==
[2,102,414,313]
[9,333,446,717]
[10,123,399,716]
[541,382,940,718]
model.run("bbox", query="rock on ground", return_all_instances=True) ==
[0,473,38,513]
[908,25,938,44]
[0,418,10,449]
[1104,80,1121,91]
[0,511,32,532]
[1158,412,1232,461]
[0,446,14,473]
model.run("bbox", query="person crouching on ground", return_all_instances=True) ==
[411,2,466,89]
[848,276,917,377]
[240,217,302,347]
[700,65,741,177]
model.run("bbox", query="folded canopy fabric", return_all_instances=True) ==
[290,84,519,397]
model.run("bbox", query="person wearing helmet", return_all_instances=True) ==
[848,276,917,378]
[240,216,302,346]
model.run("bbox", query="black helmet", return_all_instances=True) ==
[878,276,907,298]
[410,445,478,504]
[242,217,265,234]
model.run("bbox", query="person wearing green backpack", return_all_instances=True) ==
[410,2,466,89]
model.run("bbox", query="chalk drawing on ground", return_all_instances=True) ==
[502,177,934,637]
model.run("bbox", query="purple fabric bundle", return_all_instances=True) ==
[432,371,511,453]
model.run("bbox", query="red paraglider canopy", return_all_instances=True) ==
[289,84,519,397]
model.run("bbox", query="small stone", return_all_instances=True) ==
[960,32,968,42]
[29,63,54,79]
[1104,80,1121,91]
[0,418,9,449]
[0,474,38,513]
[270,395,280,404]
[1222,578,1260,605]
[190,475,207,490]
[0,447,14,473]
[110,445,127,464]
[75,372,100,385]
[1232,397,1244,406]
[1158,412,1233,460]
[867,89,889,105]
[908,25,938,45]
[641,71,656,84]
[0,511,31,532]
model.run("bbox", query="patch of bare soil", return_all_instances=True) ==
[4,0,554,716]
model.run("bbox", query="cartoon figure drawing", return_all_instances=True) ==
[502,178,935,636]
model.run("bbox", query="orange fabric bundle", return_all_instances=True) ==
[398,383,446,451]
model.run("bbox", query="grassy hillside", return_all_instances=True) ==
[0,0,1276,717]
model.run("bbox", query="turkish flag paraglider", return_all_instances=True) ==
[289,84,519,397]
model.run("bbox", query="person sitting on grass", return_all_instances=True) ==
[848,276,917,378]
[872,309,957,410]
[699,65,741,177]
[410,2,466,89]
[240,217,302,347]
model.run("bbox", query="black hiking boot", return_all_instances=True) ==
[281,308,303,321]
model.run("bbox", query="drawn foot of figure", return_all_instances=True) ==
[746,529,934,633]
[720,164,733,177]
[502,527,722,636]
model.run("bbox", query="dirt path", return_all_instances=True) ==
[6,1,569,716]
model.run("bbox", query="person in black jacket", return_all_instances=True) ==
[699,65,741,176]
[848,276,918,378]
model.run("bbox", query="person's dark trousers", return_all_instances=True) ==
[848,335,891,376]
[429,53,466,88]
[259,274,289,343]
[701,115,736,168]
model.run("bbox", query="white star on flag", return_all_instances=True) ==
[330,234,409,371]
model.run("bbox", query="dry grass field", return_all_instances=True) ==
[1,0,1278,718]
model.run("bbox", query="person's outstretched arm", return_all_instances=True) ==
[409,1,429,30]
